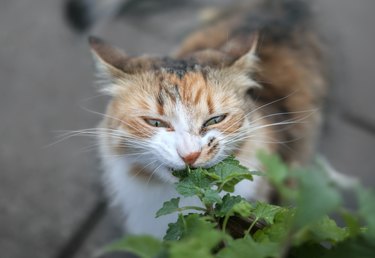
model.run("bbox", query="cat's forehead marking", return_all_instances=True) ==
[159,58,200,78]
[158,70,213,113]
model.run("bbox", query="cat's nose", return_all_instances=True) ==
[181,151,201,165]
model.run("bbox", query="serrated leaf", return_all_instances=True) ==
[253,209,294,243]
[175,178,199,197]
[221,174,252,193]
[164,214,185,241]
[175,169,211,197]
[217,237,279,258]
[214,194,244,217]
[232,200,252,218]
[168,214,223,258]
[202,189,222,206]
[293,216,349,246]
[156,198,180,218]
[309,216,349,243]
[204,157,253,192]
[169,240,215,258]
[168,230,222,258]
[103,235,163,258]
[183,214,218,237]
[172,169,189,180]
[164,214,219,242]
[252,202,285,224]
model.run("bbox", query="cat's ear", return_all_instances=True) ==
[89,36,129,79]
[89,36,131,95]
[230,33,259,71]
[223,33,260,96]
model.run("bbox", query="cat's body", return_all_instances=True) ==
[91,0,327,238]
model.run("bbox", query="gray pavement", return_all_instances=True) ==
[1,1,375,258]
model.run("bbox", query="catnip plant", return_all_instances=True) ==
[101,153,375,258]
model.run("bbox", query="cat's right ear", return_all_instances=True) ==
[89,36,129,93]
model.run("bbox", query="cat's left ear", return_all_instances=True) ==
[230,33,259,71]
[89,36,134,95]
[89,36,129,79]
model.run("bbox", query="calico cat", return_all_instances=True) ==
[90,0,327,238]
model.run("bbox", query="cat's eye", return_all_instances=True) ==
[203,114,227,127]
[144,118,170,128]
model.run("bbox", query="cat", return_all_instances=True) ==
[90,0,327,238]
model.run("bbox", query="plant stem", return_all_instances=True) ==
[245,217,259,238]
[178,206,207,212]
[222,214,230,234]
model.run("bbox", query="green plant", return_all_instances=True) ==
[101,152,375,258]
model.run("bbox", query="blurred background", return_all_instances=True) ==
[1,0,374,257]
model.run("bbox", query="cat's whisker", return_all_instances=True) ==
[245,90,300,118]
[50,127,152,149]
[220,116,309,147]
[53,128,125,140]
[101,151,153,159]
[80,106,154,138]
[218,106,315,143]
[146,161,167,186]
[247,108,318,125]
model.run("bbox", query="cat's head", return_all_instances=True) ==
[91,36,263,182]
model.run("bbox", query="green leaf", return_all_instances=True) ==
[214,194,244,217]
[164,214,185,241]
[205,157,253,192]
[164,214,219,242]
[257,151,298,201]
[202,189,222,206]
[293,216,349,246]
[168,239,215,258]
[232,200,252,218]
[175,168,211,197]
[341,210,362,237]
[103,235,163,258]
[257,151,288,185]
[217,237,279,258]
[183,214,218,238]
[356,186,375,238]
[293,168,341,228]
[156,198,180,218]
[320,236,375,258]
[252,202,285,224]
[168,229,222,258]
[172,169,189,180]
[309,216,349,243]
[167,215,223,258]
[253,209,294,243]
[175,179,199,197]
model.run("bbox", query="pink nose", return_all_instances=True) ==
[181,152,201,165]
